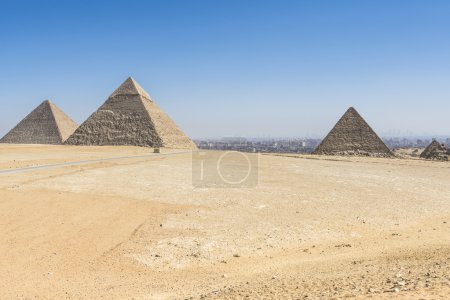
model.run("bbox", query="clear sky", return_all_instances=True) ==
[1,0,450,139]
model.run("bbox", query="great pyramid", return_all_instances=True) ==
[65,77,196,149]
[313,107,392,157]
[0,100,78,145]
[420,140,449,161]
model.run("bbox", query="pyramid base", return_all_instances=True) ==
[313,150,394,158]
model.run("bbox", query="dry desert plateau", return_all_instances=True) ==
[1,144,450,299]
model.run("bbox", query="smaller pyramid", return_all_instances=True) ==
[0,100,78,145]
[420,140,449,161]
[313,107,392,157]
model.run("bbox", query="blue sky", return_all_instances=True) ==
[1,0,450,139]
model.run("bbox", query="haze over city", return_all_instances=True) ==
[1,0,450,139]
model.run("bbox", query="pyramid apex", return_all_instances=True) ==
[124,76,136,84]
[430,139,441,145]
[38,99,54,109]
[110,77,152,100]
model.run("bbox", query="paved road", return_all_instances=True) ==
[0,151,192,175]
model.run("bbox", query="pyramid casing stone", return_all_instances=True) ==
[420,140,449,161]
[0,100,78,145]
[313,107,392,157]
[65,77,196,149]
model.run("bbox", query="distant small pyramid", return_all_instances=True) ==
[313,107,392,157]
[0,100,78,145]
[65,77,196,149]
[420,140,449,161]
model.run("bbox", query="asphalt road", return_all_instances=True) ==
[0,151,192,175]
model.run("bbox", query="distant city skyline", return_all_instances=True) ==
[1,1,450,139]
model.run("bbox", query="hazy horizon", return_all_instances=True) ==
[191,135,450,140]
[1,1,450,139]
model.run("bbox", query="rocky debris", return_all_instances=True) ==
[313,107,393,157]
[392,147,424,158]
[420,140,449,161]
[335,243,352,248]
[1,100,78,145]
[203,252,450,299]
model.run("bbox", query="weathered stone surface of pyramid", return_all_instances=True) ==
[65,77,196,149]
[420,140,449,161]
[313,107,393,157]
[0,100,78,145]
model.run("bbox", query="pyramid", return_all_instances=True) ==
[420,140,449,161]
[65,77,196,149]
[0,100,78,145]
[313,107,392,157]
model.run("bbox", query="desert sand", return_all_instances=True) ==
[1,144,450,299]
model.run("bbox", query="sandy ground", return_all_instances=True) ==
[1,145,450,299]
